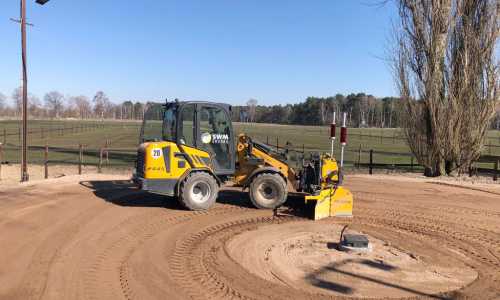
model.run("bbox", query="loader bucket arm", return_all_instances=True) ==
[234,134,298,189]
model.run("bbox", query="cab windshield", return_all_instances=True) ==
[140,103,177,143]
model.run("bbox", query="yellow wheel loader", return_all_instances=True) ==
[133,100,353,220]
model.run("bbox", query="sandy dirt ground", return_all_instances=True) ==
[0,173,499,300]
[0,164,131,185]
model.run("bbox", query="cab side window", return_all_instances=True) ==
[141,104,163,142]
[199,106,232,170]
[179,104,195,147]
[162,108,176,142]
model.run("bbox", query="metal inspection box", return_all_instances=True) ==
[342,234,369,248]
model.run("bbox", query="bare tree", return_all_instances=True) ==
[71,96,91,119]
[104,101,116,119]
[12,87,22,116]
[394,0,498,176]
[93,91,110,119]
[319,101,327,125]
[28,95,41,117]
[44,91,65,119]
[122,101,134,119]
[0,92,6,113]
[134,102,144,120]
[445,0,499,174]
[247,98,258,123]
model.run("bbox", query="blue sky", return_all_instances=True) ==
[0,1,397,105]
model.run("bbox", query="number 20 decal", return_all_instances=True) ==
[151,148,162,159]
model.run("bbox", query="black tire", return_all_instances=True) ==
[249,173,287,209]
[178,172,218,210]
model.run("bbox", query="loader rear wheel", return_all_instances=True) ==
[179,172,218,211]
[249,173,287,209]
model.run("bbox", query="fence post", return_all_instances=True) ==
[105,140,109,164]
[266,136,269,145]
[276,137,279,150]
[357,144,362,169]
[369,149,373,175]
[18,127,21,144]
[78,144,83,175]
[411,156,414,172]
[494,160,499,181]
[44,145,49,179]
[98,148,103,173]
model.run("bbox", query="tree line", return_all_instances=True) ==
[233,94,500,129]
[233,94,403,127]
[0,88,146,120]
[1,87,498,131]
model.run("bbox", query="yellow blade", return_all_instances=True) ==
[304,186,353,220]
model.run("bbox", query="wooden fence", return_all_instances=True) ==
[358,149,499,181]
[0,142,136,180]
[263,137,499,181]
[0,134,498,181]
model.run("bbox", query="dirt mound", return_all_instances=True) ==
[227,222,477,298]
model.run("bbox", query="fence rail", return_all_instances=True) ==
[357,149,499,181]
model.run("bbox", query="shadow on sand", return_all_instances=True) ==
[79,180,182,209]
[305,258,452,299]
[79,180,313,218]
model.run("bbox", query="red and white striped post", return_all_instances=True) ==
[330,112,336,157]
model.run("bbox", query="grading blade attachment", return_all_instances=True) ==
[304,186,353,220]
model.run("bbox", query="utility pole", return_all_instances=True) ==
[20,0,29,182]
[12,0,50,182]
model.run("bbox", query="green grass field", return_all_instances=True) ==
[0,119,498,169]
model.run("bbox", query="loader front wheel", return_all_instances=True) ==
[179,172,218,210]
[249,173,287,209]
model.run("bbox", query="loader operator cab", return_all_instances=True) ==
[140,101,236,176]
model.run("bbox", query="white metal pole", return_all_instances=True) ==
[340,113,347,168]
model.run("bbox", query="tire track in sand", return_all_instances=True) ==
[84,203,249,300]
